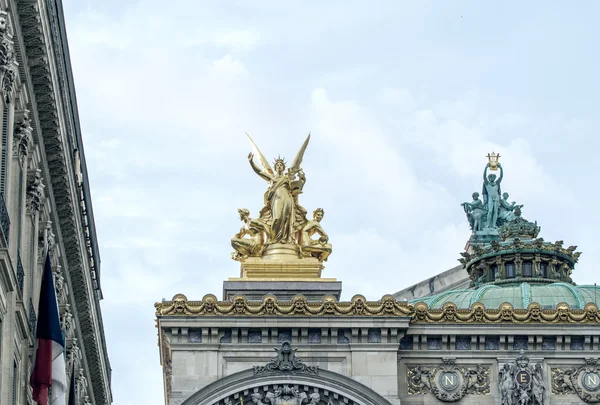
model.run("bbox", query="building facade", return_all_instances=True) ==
[156,142,600,405]
[0,0,111,404]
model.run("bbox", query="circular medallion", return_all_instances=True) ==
[515,370,531,385]
[439,371,460,391]
[582,372,600,391]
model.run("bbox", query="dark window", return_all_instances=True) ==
[540,263,548,278]
[427,337,442,350]
[278,328,292,343]
[571,336,585,350]
[248,330,261,343]
[456,336,471,350]
[399,336,413,350]
[513,335,528,350]
[485,336,500,350]
[308,329,321,344]
[12,360,17,405]
[367,329,381,343]
[542,336,556,350]
[505,262,515,278]
[522,261,533,277]
[337,329,350,344]
[220,329,232,343]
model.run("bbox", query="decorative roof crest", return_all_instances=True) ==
[253,341,318,375]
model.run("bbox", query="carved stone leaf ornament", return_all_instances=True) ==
[253,342,318,375]
[407,359,490,402]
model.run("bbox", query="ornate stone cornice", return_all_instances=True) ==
[155,294,600,324]
[16,0,111,403]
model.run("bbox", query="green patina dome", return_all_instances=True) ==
[413,282,600,310]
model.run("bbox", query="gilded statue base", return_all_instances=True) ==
[232,244,336,281]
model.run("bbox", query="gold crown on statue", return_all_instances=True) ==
[273,155,286,166]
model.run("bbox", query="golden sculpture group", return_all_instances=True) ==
[230,134,332,278]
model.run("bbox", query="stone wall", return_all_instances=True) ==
[162,317,410,405]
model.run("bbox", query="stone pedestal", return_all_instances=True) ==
[222,279,342,301]
[465,228,500,251]
[237,243,333,280]
[225,243,340,301]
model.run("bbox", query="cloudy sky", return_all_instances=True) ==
[61,1,600,404]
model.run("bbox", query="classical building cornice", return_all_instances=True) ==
[155,293,600,325]
[15,0,110,403]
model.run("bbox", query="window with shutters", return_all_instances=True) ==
[12,359,18,405]
[1,104,8,196]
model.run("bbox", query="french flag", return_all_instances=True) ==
[30,253,67,405]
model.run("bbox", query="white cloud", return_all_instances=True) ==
[210,55,249,76]
[213,30,259,51]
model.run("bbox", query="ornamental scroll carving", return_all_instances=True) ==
[407,358,490,402]
[254,341,318,375]
[155,294,600,326]
[552,358,600,403]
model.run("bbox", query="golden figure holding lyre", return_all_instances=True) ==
[246,133,310,245]
[231,133,333,264]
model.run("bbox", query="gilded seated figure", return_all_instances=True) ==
[300,208,332,261]
[231,208,272,261]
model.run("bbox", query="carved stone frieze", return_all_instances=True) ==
[499,351,545,405]
[155,293,600,325]
[220,385,350,405]
[407,359,490,402]
[253,342,318,375]
[17,0,111,401]
[552,358,600,403]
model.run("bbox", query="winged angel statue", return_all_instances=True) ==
[231,133,332,262]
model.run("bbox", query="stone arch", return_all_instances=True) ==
[181,368,393,405]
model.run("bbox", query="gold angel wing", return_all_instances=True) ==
[289,132,311,173]
[246,132,274,175]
